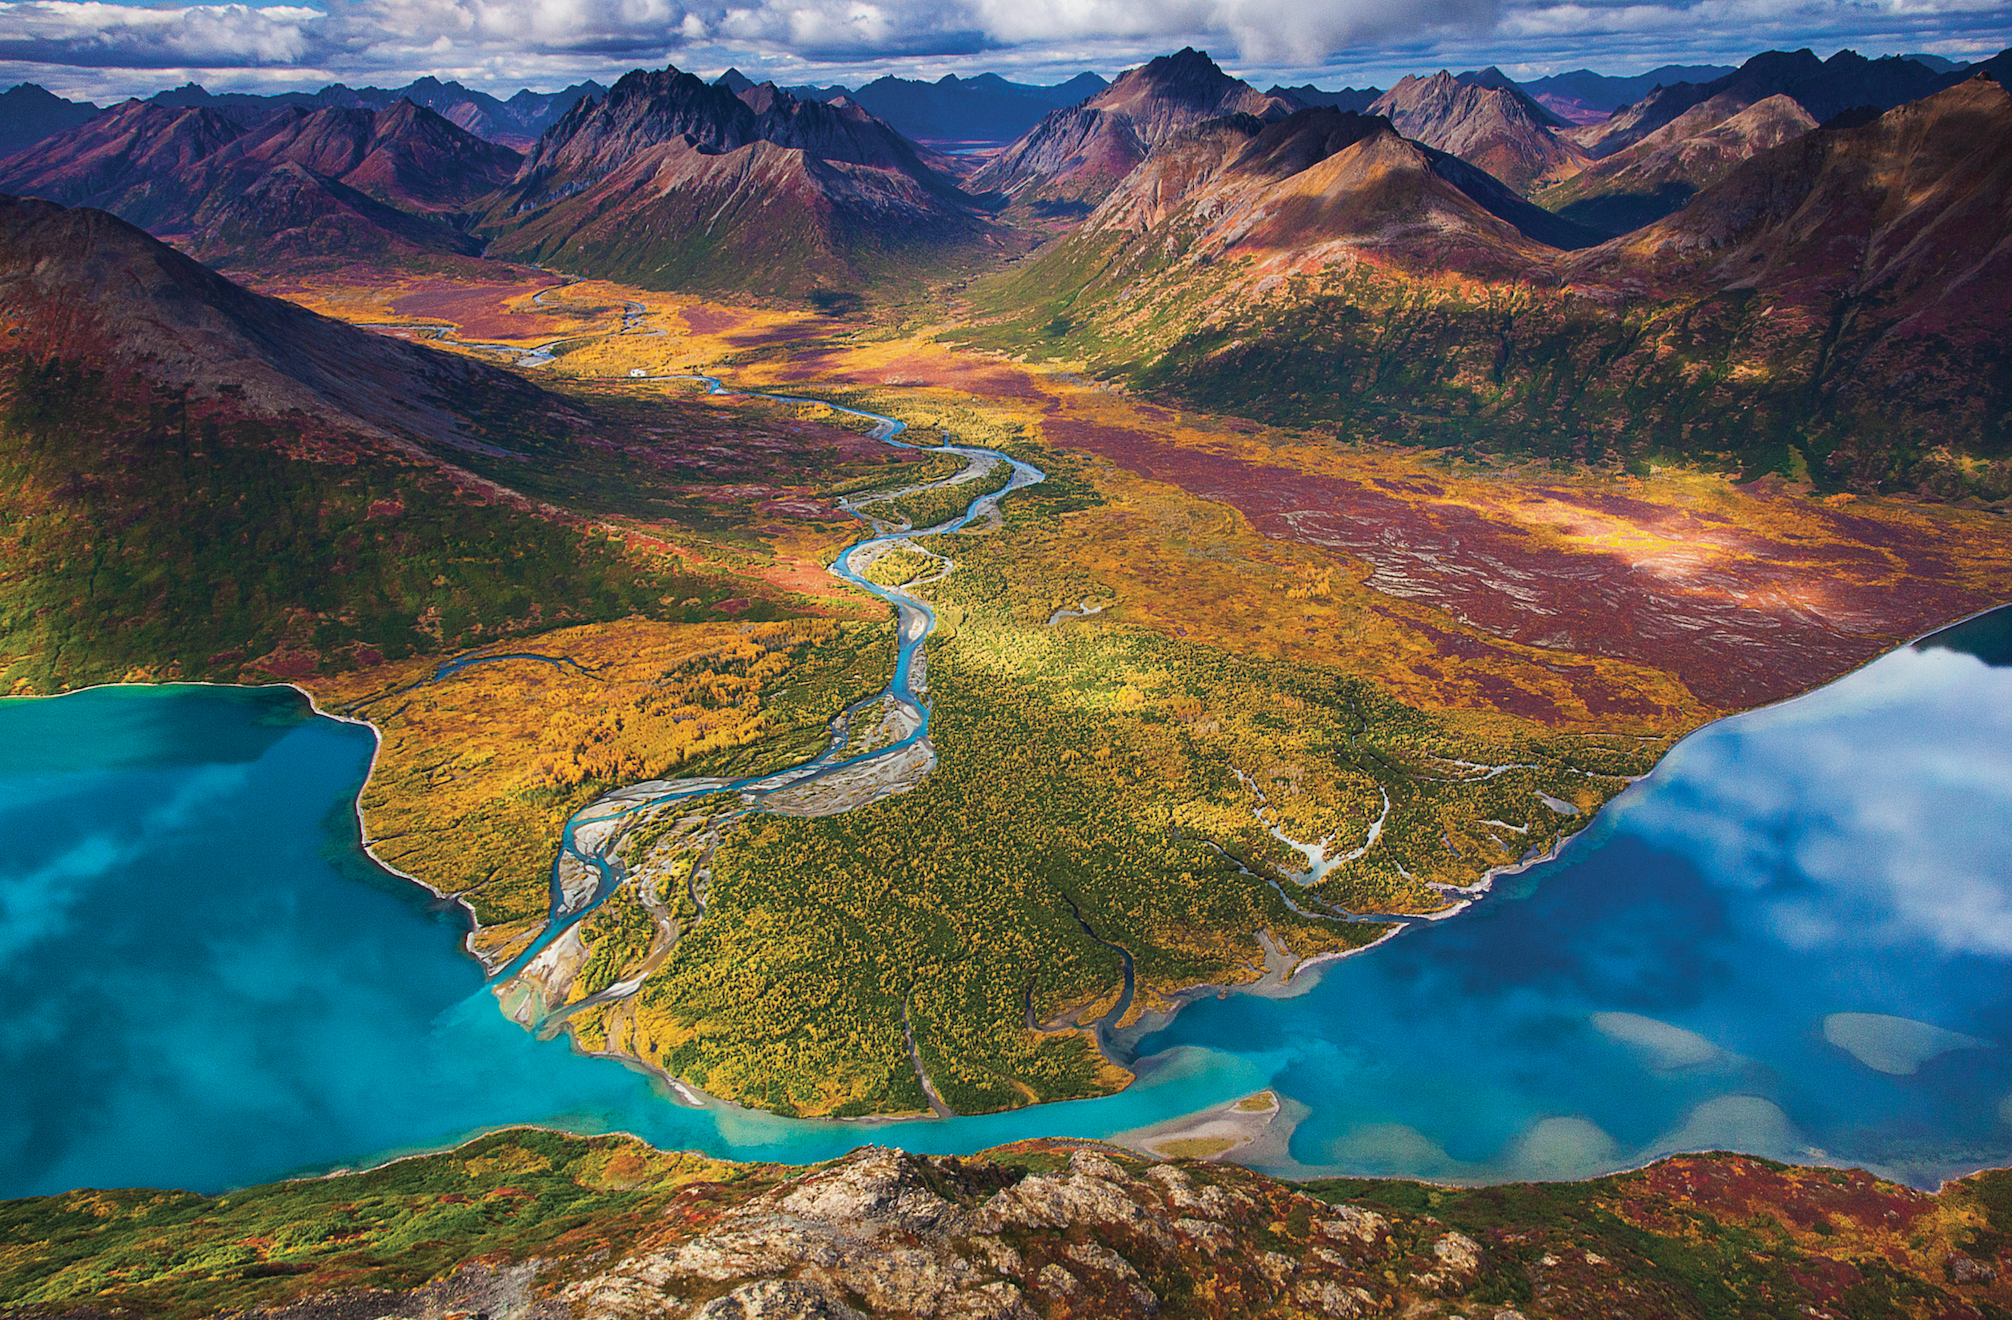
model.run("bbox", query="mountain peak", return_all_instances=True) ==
[1130,46,1237,97]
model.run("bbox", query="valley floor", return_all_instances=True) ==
[199,261,2012,1126]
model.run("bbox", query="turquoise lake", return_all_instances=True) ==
[2,608,2009,1197]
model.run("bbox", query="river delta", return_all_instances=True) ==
[4,548,2007,1197]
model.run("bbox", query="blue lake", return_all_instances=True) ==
[2,610,2008,1196]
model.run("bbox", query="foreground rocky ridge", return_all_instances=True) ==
[7,1130,2012,1319]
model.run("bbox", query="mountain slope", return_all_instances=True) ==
[969,48,1295,206]
[203,99,521,213]
[1369,72,1589,193]
[1454,66,1571,127]
[0,194,552,447]
[0,102,245,229]
[1580,74,2012,364]
[1534,93,1818,235]
[480,66,990,298]
[0,195,712,690]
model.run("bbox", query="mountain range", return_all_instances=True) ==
[3,43,2010,493]
[719,69,1111,144]
[479,68,991,296]
[146,76,608,150]
[0,98,518,266]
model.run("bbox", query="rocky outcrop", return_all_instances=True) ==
[11,1130,2012,1320]
[526,1146,1430,1320]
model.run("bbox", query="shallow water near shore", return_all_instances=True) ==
[2,608,2009,1196]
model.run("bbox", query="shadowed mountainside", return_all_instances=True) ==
[479,66,992,298]
[0,193,558,446]
[1534,92,1819,235]
[1569,47,1955,160]
[0,83,100,158]
[0,195,772,691]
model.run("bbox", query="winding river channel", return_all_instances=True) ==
[4,354,2011,1198]
[491,378,1044,994]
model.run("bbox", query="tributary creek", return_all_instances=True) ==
[3,383,2010,1195]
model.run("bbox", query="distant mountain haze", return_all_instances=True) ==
[1268,84,1384,112]
[709,69,1110,144]
[141,77,607,150]
[1518,64,1737,122]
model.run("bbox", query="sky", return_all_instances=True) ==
[2,0,2009,102]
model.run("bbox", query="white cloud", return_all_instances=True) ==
[0,1,323,67]
[0,0,2004,97]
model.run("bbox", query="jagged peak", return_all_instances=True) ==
[1119,46,1241,99]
